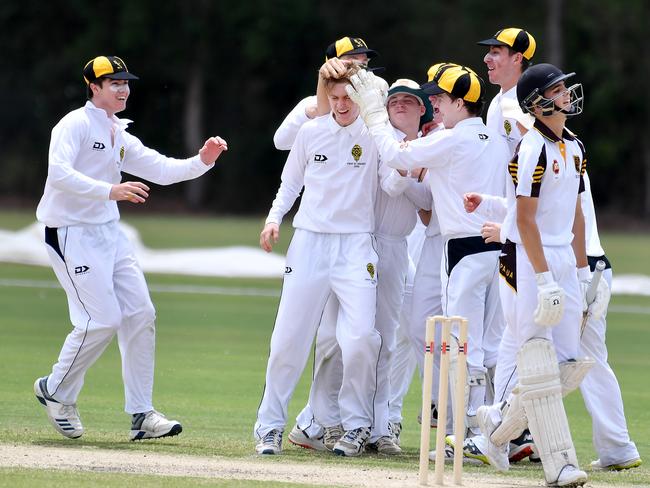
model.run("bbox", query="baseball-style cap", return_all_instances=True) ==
[83,56,139,84]
[387,79,434,126]
[477,28,536,61]
[325,37,379,60]
[420,62,459,94]
[422,65,485,103]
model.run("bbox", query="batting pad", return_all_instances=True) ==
[518,338,579,485]
[559,358,595,397]
[489,391,527,446]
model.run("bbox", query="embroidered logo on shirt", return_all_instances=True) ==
[92,142,106,150]
[366,263,375,279]
[74,265,90,275]
[284,266,293,274]
[478,133,489,140]
[120,146,125,161]
[314,154,328,163]
[351,144,362,162]
[552,160,560,174]
[504,119,512,136]
[573,155,581,174]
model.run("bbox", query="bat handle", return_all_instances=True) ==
[586,259,606,305]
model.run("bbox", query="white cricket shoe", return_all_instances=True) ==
[288,424,326,451]
[553,465,587,487]
[388,421,402,445]
[477,405,510,471]
[130,410,182,440]
[333,426,371,457]
[256,428,283,455]
[323,424,344,451]
[34,376,83,439]
[590,457,642,471]
[367,435,402,455]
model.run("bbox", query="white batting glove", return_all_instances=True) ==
[578,266,610,321]
[345,69,389,129]
[534,271,565,327]
[371,73,389,104]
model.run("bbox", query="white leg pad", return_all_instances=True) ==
[489,391,527,446]
[560,357,595,397]
[518,338,580,485]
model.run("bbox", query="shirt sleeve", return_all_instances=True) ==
[273,96,317,150]
[121,132,213,185]
[513,139,546,198]
[403,178,433,210]
[477,194,508,221]
[47,120,113,200]
[370,123,455,171]
[266,126,308,225]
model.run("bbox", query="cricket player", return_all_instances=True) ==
[34,55,228,441]
[474,63,602,487]
[347,65,510,441]
[254,65,383,457]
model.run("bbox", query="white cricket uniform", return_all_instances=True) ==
[579,172,640,465]
[371,118,509,423]
[273,96,317,150]
[497,120,585,398]
[36,101,213,413]
[255,114,382,437]
[486,86,524,156]
[294,127,432,441]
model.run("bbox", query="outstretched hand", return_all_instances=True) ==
[110,181,150,203]
[200,136,228,165]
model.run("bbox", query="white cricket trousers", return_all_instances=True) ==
[43,222,156,414]
[579,264,639,465]
[255,230,380,438]
[296,236,417,436]
[494,242,582,401]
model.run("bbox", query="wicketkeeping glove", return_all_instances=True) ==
[345,69,389,129]
[534,271,565,327]
[578,266,610,321]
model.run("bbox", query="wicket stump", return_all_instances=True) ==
[418,315,468,486]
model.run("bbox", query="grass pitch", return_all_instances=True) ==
[0,210,648,486]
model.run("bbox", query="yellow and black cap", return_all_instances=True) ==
[325,37,379,60]
[83,56,139,84]
[422,65,484,103]
[420,62,459,94]
[477,28,536,61]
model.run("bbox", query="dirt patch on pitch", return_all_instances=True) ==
[0,444,628,487]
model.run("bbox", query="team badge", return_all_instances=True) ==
[351,144,362,162]
[120,146,125,161]
[504,119,512,136]
[573,155,581,173]
[552,160,560,174]
[366,263,375,279]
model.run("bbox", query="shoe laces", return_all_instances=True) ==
[324,425,344,439]
[262,429,282,445]
[342,427,367,443]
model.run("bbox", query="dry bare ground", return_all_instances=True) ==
[0,444,635,487]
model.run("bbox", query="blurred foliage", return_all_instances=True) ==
[0,0,648,215]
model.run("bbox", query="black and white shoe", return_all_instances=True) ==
[333,427,371,457]
[130,410,182,440]
[34,376,84,439]
[256,428,283,455]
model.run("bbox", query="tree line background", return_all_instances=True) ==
[1,0,649,220]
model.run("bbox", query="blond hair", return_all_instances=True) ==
[323,64,362,93]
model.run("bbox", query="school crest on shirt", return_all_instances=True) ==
[120,146,125,161]
[573,155,581,174]
[366,263,375,279]
[552,160,560,174]
[351,144,362,162]
[504,119,512,136]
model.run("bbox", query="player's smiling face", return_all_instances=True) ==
[91,79,130,116]
[387,93,423,133]
[328,82,359,127]
[483,46,519,87]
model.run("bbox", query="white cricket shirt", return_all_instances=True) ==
[266,114,379,233]
[372,117,509,238]
[501,119,586,246]
[37,101,212,228]
[486,86,525,157]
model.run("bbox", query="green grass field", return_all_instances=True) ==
[0,210,648,486]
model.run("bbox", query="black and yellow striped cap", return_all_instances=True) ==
[325,37,379,60]
[420,62,459,93]
[477,28,536,61]
[83,56,139,84]
[421,65,484,103]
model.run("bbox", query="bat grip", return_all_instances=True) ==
[586,260,606,305]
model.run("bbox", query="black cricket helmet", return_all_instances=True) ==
[517,63,583,117]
